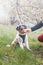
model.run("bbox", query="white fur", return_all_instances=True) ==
[11,33,30,50]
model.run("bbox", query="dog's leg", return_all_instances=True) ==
[25,40,31,51]
[19,42,24,49]
[25,42,30,50]
[25,35,31,51]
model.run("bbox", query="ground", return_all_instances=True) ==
[0,25,43,65]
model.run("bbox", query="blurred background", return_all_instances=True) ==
[0,0,43,26]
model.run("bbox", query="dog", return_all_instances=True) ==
[11,24,31,50]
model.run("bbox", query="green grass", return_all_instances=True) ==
[0,25,43,65]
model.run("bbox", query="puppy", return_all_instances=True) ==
[11,24,31,50]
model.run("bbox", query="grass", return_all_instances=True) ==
[0,25,43,65]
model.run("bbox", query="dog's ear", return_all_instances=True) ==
[16,26,19,31]
[22,25,27,29]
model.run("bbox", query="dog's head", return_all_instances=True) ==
[16,24,27,34]
[16,25,27,31]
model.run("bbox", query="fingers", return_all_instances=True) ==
[23,29,31,33]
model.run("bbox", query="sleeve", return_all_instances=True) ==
[31,21,43,31]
